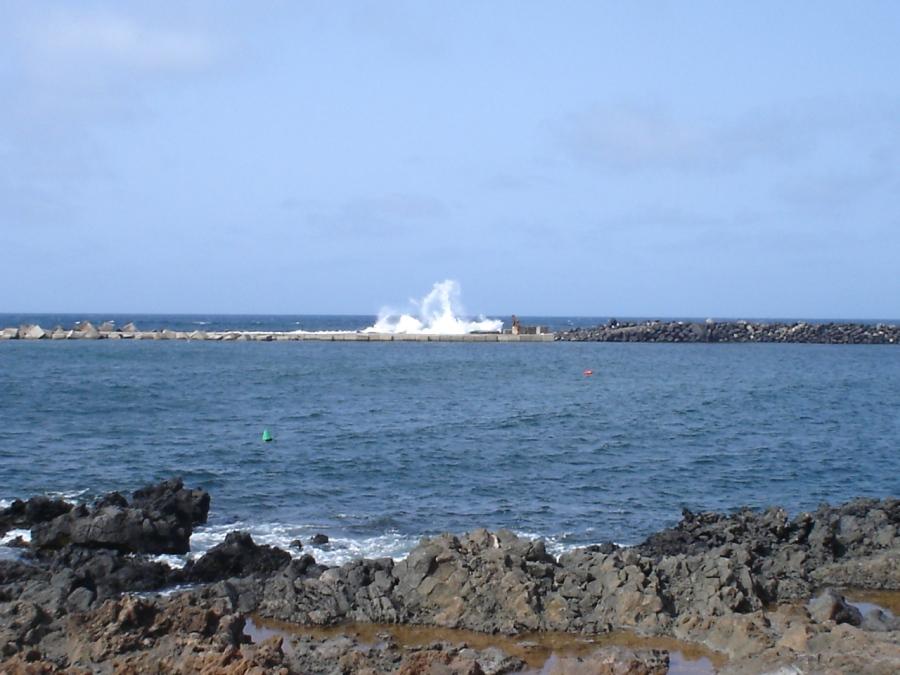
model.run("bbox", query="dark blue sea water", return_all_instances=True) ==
[1,314,898,565]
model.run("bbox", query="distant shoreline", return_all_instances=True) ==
[2,318,898,343]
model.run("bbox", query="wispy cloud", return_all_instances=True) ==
[558,105,705,170]
[553,101,899,173]
[22,10,217,76]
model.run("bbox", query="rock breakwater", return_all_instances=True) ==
[0,320,553,342]
[4,318,898,344]
[2,481,899,673]
[558,319,899,344]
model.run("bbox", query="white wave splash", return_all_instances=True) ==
[513,529,632,556]
[46,489,89,502]
[364,280,502,335]
[134,524,631,572]
[155,521,421,568]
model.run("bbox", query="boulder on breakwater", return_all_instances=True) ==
[557,318,899,344]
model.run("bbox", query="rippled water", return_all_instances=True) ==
[1,327,898,563]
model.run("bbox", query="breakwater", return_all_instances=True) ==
[557,319,899,344]
[4,319,899,344]
[0,321,553,342]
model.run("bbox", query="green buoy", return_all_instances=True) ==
[262,429,273,442]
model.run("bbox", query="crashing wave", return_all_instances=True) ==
[363,280,502,335]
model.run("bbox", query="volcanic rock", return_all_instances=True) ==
[0,496,72,536]
[186,531,291,583]
[131,477,210,527]
[31,479,209,555]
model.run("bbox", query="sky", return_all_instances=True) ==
[1,1,899,318]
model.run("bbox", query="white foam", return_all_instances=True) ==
[312,532,418,566]
[177,520,627,571]
[133,517,629,572]
[185,521,419,567]
[46,489,89,502]
[513,529,576,557]
[513,529,631,557]
[182,522,622,570]
[148,553,189,569]
[363,280,502,335]
[130,583,197,599]
[2,491,88,509]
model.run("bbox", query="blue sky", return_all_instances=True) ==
[2,2,898,318]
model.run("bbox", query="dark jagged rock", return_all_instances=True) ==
[0,496,72,536]
[93,491,128,510]
[31,478,210,555]
[309,533,329,546]
[31,503,188,555]
[0,545,176,629]
[255,500,900,641]
[2,483,900,673]
[636,498,900,602]
[131,477,210,527]
[186,531,291,583]
[43,545,174,601]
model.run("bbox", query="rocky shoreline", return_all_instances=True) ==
[2,480,899,673]
[557,319,899,344]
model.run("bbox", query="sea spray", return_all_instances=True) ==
[364,280,502,334]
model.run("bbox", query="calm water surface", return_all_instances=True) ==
[1,335,897,563]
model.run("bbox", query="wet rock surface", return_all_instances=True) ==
[1,483,898,673]
[558,318,900,344]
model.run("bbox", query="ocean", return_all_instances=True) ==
[1,313,899,566]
